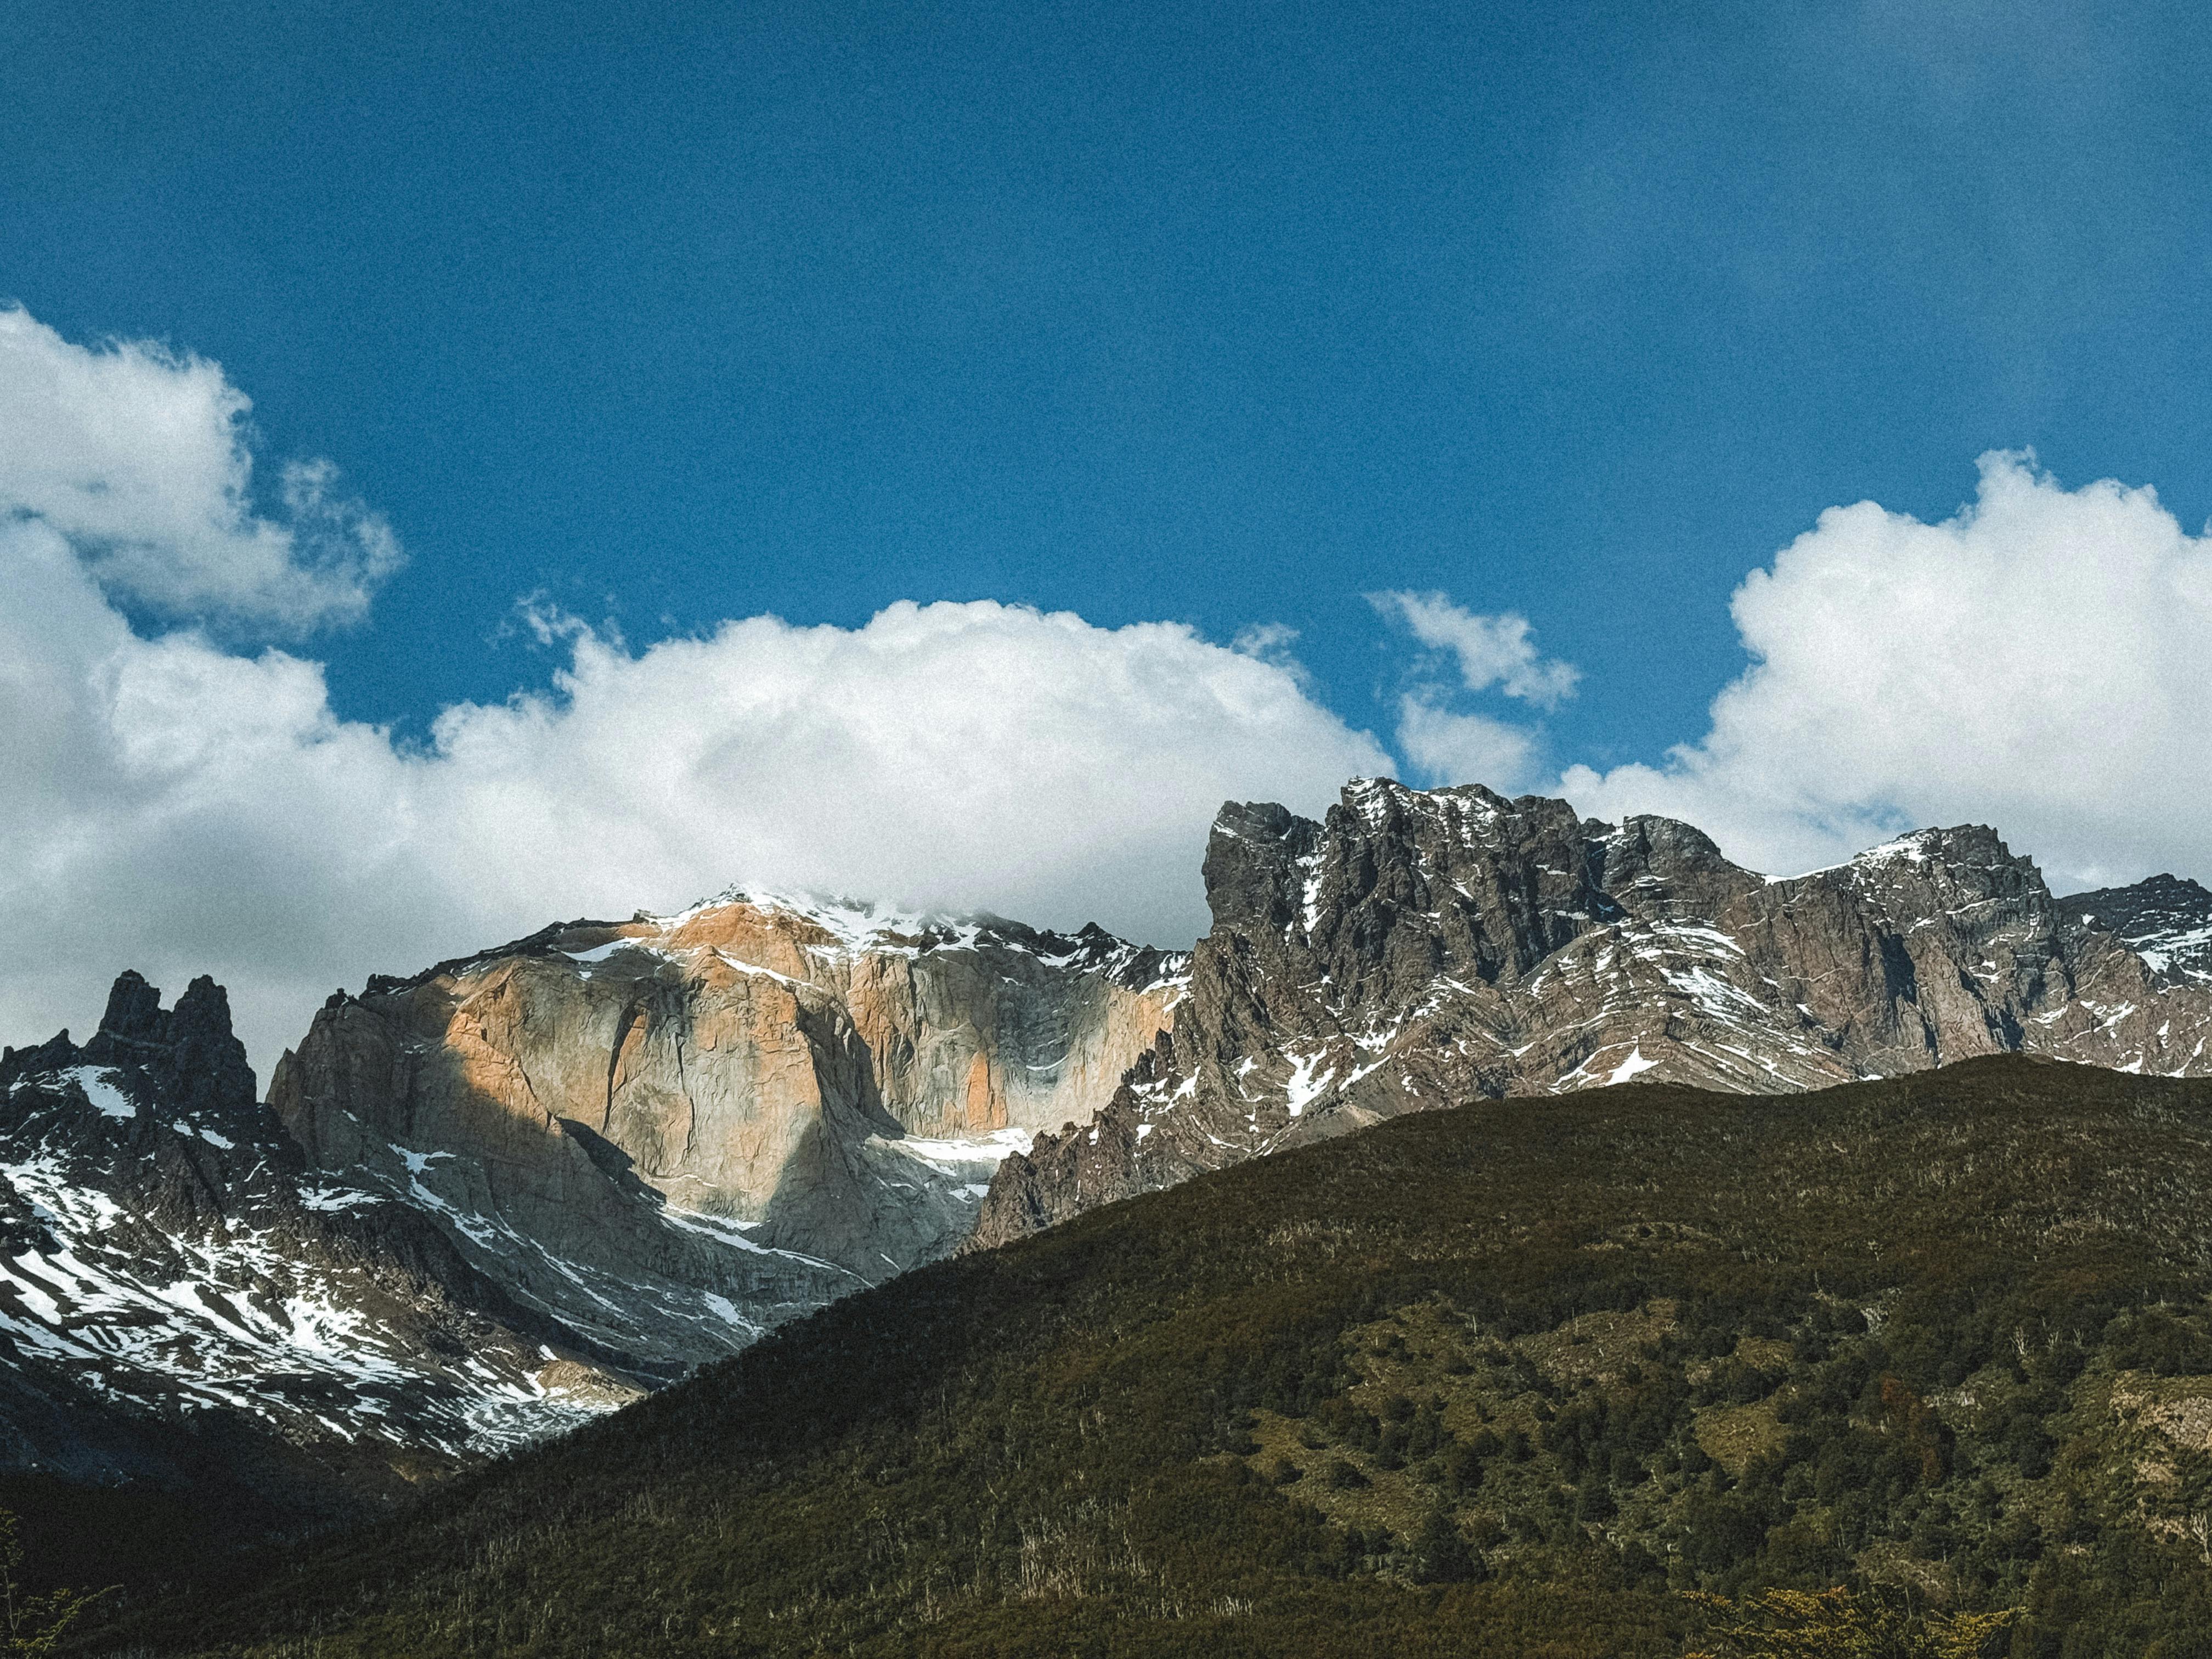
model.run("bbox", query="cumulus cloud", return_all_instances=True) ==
[0,307,399,629]
[1558,451,2212,888]
[0,309,1391,1070]
[29,303,2203,1080]
[1369,590,1581,708]
[0,574,1391,1072]
[1392,698,1538,789]
[1368,590,1576,792]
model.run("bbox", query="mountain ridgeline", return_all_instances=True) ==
[0,895,1183,1544]
[7,777,2212,1624]
[978,780,2212,1244]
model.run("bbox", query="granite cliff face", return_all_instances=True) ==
[12,782,2212,1510]
[264,891,1184,1370]
[973,778,2212,1245]
[1,898,1181,1504]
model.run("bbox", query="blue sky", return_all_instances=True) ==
[8,0,2212,1062]
[10,0,2208,763]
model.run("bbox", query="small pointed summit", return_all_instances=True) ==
[99,970,163,1040]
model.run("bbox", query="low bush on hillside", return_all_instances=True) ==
[82,1058,2212,1657]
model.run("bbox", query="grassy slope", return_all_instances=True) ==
[91,1057,2212,1657]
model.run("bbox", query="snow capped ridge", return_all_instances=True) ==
[680,883,973,951]
[973,779,2212,1250]
[2058,872,2212,985]
[1852,830,1937,867]
[2,970,637,1499]
[659,882,1192,989]
[22,779,2210,1516]
[7,883,1183,1503]
[1766,822,2029,891]
[251,865,1190,1449]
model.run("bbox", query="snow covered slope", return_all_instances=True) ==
[0,973,646,1503]
[3,887,1184,1500]
[2059,873,2212,984]
[18,797,2206,1501]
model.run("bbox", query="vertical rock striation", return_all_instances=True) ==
[972,778,2212,1246]
[266,891,1184,1364]
[13,780,2212,1497]
[2,898,1183,1502]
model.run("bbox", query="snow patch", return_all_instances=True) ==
[63,1068,133,1120]
[563,939,636,965]
[1282,1051,1336,1119]
[1606,1047,1658,1085]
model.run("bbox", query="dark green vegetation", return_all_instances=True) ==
[2,1503,106,1655]
[83,1057,2212,1656]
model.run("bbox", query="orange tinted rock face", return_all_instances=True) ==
[268,896,1185,1366]
[962,1051,995,1131]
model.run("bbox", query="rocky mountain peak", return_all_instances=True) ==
[94,970,257,1117]
[15,785,2212,1519]
[2058,872,2212,983]
[1812,825,2047,916]
[2,970,261,1138]
[1592,814,1762,918]
[262,887,1185,1379]
[3,970,637,1505]
[1202,781,1767,1032]
[972,782,2212,1249]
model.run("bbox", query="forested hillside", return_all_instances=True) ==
[89,1056,2212,1657]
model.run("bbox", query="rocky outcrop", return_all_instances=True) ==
[973,779,2212,1246]
[17,783,2211,1500]
[0,972,637,1507]
[265,891,1183,1368]
[2,899,1183,1500]
[2058,873,2212,984]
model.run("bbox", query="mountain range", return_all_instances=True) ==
[5,778,2212,1571]
[979,780,2212,1243]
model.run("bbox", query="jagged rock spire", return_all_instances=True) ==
[973,779,2212,1247]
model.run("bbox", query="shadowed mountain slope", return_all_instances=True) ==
[98,1056,2212,1659]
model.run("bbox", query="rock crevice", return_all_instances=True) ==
[973,780,2212,1247]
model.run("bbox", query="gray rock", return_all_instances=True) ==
[0,972,627,1510]
[2058,873,2212,984]
[972,780,2212,1246]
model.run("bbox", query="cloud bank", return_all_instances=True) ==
[1559,452,2212,890]
[11,305,2209,1075]
[0,310,1389,1073]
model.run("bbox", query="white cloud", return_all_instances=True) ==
[1392,696,1538,791]
[1559,451,2212,889]
[0,310,1390,1072]
[0,575,1392,1074]
[1367,590,1576,791]
[0,307,399,630]
[1229,621,1302,668]
[1369,590,1581,708]
[26,304,2205,1082]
